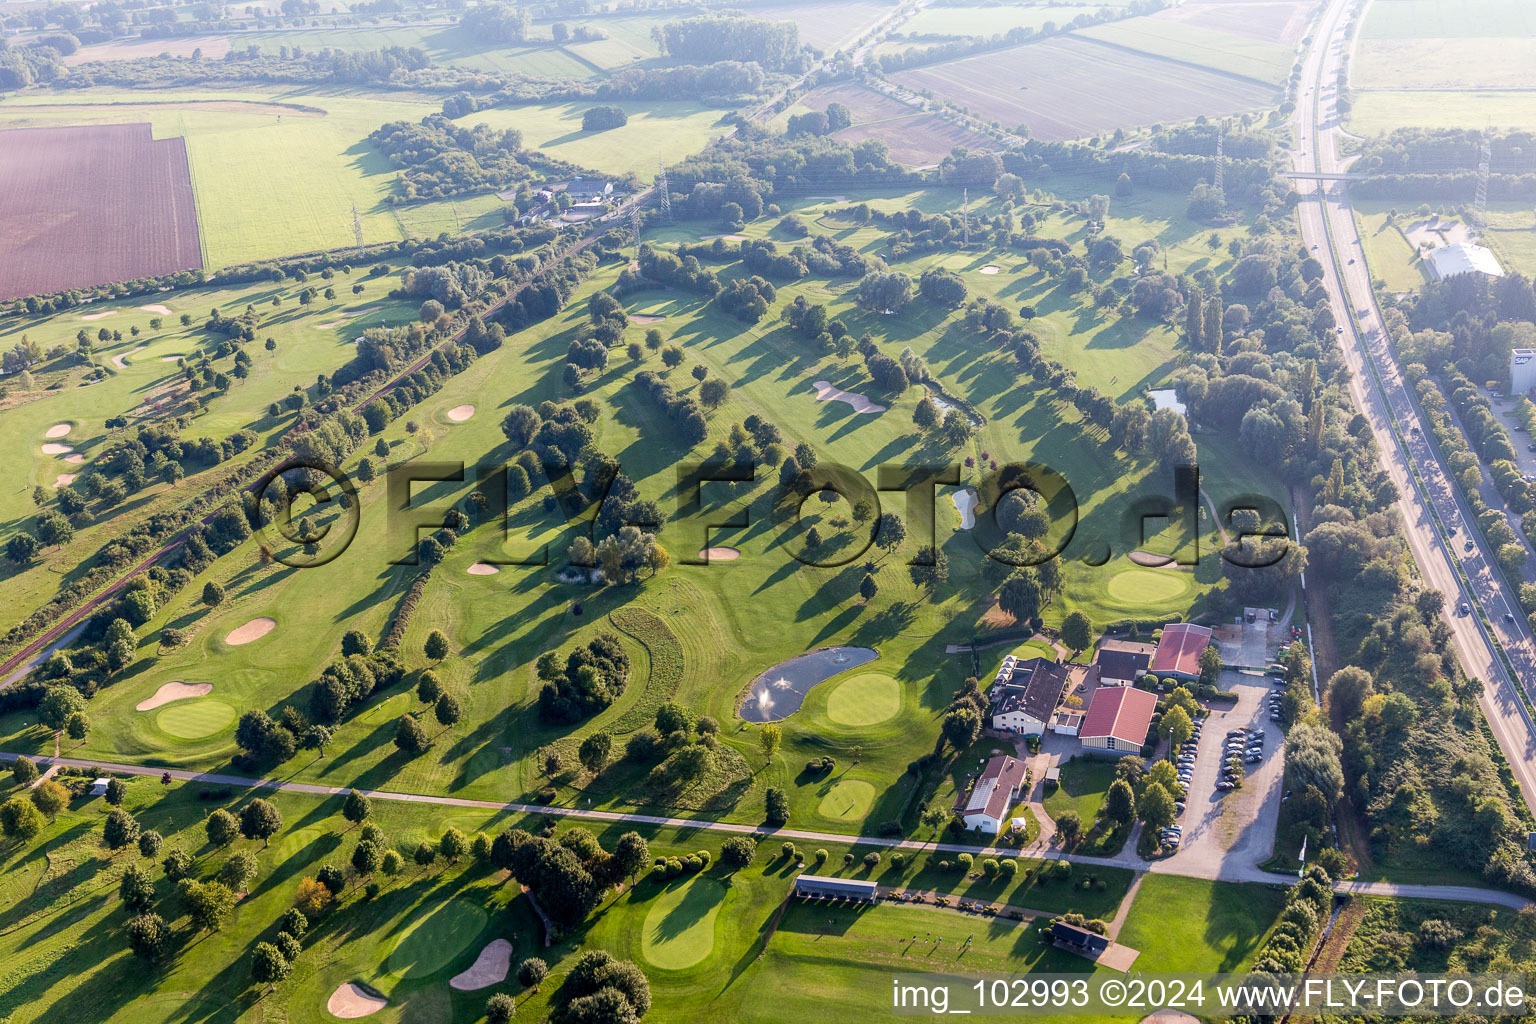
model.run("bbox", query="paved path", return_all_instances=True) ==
[5,750,1525,910]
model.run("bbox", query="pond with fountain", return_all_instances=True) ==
[737,646,879,723]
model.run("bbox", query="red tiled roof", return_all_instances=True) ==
[1080,687,1158,746]
[961,755,1028,822]
[1149,623,1212,677]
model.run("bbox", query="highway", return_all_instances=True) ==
[1294,0,1536,814]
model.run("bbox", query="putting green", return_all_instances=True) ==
[817,779,877,821]
[387,899,487,979]
[155,699,237,739]
[641,877,725,970]
[1106,568,1191,605]
[825,672,901,726]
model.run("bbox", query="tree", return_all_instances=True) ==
[1,798,44,843]
[942,706,982,751]
[342,789,371,827]
[203,580,225,606]
[381,850,404,878]
[104,808,141,851]
[352,839,382,877]
[220,850,259,893]
[6,533,38,564]
[758,722,781,764]
[440,826,468,862]
[295,876,333,915]
[518,956,550,990]
[1055,810,1083,848]
[178,878,235,932]
[720,835,756,869]
[206,808,239,847]
[424,629,449,661]
[252,942,291,993]
[874,511,907,559]
[414,841,437,867]
[1159,704,1194,749]
[240,798,283,847]
[486,993,517,1024]
[65,712,89,741]
[105,778,127,806]
[39,685,85,731]
[417,670,443,705]
[119,863,157,911]
[138,829,163,859]
[579,732,613,775]
[613,832,649,882]
[11,756,37,787]
[859,573,878,602]
[395,714,430,755]
[765,786,790,827]
[434,693,463,728]
[1060,611,1092,654]
[1102,779,1136,828]
[126,912,170,961]
[997,571,1042,624]
[162,848,194,881]
[31,779,68,816]
[1139,781,1176,831]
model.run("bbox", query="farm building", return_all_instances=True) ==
[988,655,1069,735]
[1149,624,1213,681]
[565,178,614,201]
[955,754,1028,833]
[1424,242,1503,281]
[1093,639,1155,686]
[1512,349,1536,397]
[795,874,877,901]
[1079,686,1158,753]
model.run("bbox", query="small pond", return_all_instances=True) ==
[1148,388,1187,417]
[737,646,879,723]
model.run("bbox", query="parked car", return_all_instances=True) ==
[1227,729,1247,738]
[1216,780,1235,791]
[1246,753,1262,763]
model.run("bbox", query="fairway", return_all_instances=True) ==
[641,878,726,970]
[1106,568,1192,604]
[155,699,236,739]
[817,780,877,821]
[386,899,488,979]
[1116,876,1285,972]
[825,672,901,726]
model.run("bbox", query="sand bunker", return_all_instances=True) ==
[449,938,513,991]
[1129,550,1176,567]
[630,314,666,324]
[327,983,387,1019]
[64,454,84,464]
[44,424,71,439]
[80,310,116,321]
[467,563,500,575]
[225,617,276,646]
[811,380,886,414]
[110,346,147,369]
[55,474,77,486]
[446,404,475,422]
[698,547,741,561]
[979,265,1001,275]
[136,681,213,712]
[41,443,73,456]
[139,303,173,315]
[700,234,746,241]
[951,488,978,530]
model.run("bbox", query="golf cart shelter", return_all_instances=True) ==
[795,874,877,901]
[1051,921,1110,957]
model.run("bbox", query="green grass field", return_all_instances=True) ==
[824,671,902,725]
[1351,203,1432,292]
[640,877,726,970]
[1115,875,1286,972]
[1349,90,1536,133]
[904,4,1109,37]
[1042,755,1115,827]
[1361,0,1536,38]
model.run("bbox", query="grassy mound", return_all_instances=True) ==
[641,877,726,970]
[609,607,684,733]
[155,699,236,739]
[824,672,901,726]
[386,900,487,979]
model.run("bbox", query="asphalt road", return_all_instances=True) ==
[1293,0,1536,816]
[5,749,1526,909]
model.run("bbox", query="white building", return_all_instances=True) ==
[1513,349,1536,397]
[956,755,1028,833]
[988,655,1069,736]
[1424,242,1504,281]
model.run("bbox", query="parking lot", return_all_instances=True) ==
[1161,670,1286,875]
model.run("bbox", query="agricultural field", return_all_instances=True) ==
[63,34,234,64]
[752,0,897,52]
[1350,0,1536,130]
[1155,0,1315,46]
[787,83,995,167]
[890,35,1280,139]
[1074,16,1297,84]
[0,123,202,301]
[246,25,601,79]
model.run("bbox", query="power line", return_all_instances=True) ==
[656,160,672,221]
